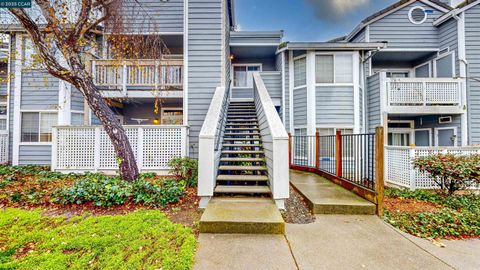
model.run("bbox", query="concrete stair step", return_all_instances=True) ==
[217,174,269,181]
[225,127,260,131]
[223,144,262,147]
[220,157,265,162]
[218,165,268,171]
[224,132,261,136]
[199,198,284,234]
[215,185,270,194]
[226,123,259,126]
[223,138,261,141]
[222,150,264,154]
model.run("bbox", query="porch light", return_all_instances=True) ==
[153,118,160,125]
[230,54,234,61]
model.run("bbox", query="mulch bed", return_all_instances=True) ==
[281,186,316,224]
[384,197,441,213]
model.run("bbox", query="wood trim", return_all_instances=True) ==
[335,130,342,177]
[375,126,385,216]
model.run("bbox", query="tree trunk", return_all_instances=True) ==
[70,60,139,181]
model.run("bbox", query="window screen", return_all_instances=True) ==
[40,113,57,142]
[335,55,353,83]
[21,112,39,142]
[436,54,453,78]
[316,55,334,83]
[294,58,307,87]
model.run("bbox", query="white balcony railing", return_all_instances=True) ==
[0,133,8,164]
[386,78,463,108]
[52,125,188,173]
[92,59,183,93]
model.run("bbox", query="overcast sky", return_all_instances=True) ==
[235,0,398,41]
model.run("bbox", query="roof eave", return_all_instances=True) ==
[277,42,388,53]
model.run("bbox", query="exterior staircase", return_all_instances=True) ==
[215,101,271,196]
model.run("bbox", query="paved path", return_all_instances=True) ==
[194,215,480,269]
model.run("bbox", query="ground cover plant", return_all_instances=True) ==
[0,208,196,270]
[384,188,480,239]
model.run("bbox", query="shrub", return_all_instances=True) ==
[168,157,198,187]
[53,174,185,207]
[413,154,480,194]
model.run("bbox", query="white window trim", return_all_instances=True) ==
[19,110,58,145]
[433,51,456,78]
[388,120,414,146]
[414,128,432,146]
[408,6,428,25]
[0,97,8,132]
[315,52,355,86]
[293,55,307,90]
[413,61,432,78]
[231,63,263,89]
[434,126,458,147]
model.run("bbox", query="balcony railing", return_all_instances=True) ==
[92,59,183,93]
[386,78,463,108]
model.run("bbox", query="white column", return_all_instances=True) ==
[58,81,71,125]
[457,13,468,146]
[288,50,294,133]
[306,51,316,135]
[353,52,360,133]
[281,52,286,123]
[12,34,23,165]
[183,0,189,132]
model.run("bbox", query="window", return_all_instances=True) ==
[388,132,411,146]
[71,112,84,125]
[233,65,261,88]
[415,63,431,78]
[315,54,353,84]
[0,96,7,131]
[408,6,427,25]
[386,71,410,78]
[294,58,306,87]
[435,53,454,78]
[21,112,58,142]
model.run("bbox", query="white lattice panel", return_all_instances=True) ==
[53,126,186,172]
[425,82,459,104]
[386,147,411,187]
[99,128,139,169]
[413,149,442,189]
[56,128,96,169]
[142,127,183,169]
[0,134,8,164]
[389,82,424,104]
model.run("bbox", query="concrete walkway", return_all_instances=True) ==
[193,214,479,269]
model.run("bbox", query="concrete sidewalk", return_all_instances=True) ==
[193,215,472,270]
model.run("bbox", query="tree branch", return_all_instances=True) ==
[9,8,71,80]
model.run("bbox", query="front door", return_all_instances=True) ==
[435,128,457,146]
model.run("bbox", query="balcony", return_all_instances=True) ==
[92,57,183,98]
[384,77,465,114]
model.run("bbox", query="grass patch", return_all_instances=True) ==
[384,188,480,239]
[0,208,196,269]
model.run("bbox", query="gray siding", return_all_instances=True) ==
[230,32,282,45]
[366,74,381,133]
[187,0,223,158]
[465,4,480,144]
[438,18,460,76]
[369,2,444,48]
[20,70,59,110]
[293,87,307,126]
[281,52,290,132]
[231,87,253,99]
[119,0,184,33]
[315,86,354,126]
[71,86,84,111]
[8,35,16,162]
[18,145,51,165]
[0,84,6,96]
[260,72,282,100]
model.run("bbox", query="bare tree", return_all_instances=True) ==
[8,0,166,180]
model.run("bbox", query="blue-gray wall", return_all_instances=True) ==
[438,18,460,76]
[293,87,307,127]
[187,0,224,158]
[465,4,480,144]
[316,86,354,127]
[119,0,184,33]
[260,72,282,101]
[366,73,381,133]
[368,2,445,48]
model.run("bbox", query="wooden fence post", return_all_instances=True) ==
[315,131,320,169]
[375,126,385,216]
[335,130,342,177]
[288,133,292,167]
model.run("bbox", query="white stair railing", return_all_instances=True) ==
[198,85,230,208]
[253,73,289,209]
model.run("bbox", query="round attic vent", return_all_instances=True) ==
[409,6,427,24]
